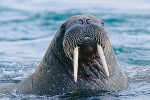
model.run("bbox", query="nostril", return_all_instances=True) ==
[86,19,91,24]
[78,19,91,24]
[79,19,84,24]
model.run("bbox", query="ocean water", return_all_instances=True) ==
[0,0,150,99]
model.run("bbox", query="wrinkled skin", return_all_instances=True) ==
[0,14,128,96]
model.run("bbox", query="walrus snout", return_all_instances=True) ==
[73,37,109,82]
[79,37,97,64]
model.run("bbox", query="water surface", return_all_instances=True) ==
[0,0,150,99]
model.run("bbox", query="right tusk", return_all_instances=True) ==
[97,44,109,77]
[73,47,79,82]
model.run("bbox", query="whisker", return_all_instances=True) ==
[63,24,110,59]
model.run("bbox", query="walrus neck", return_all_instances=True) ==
[37,33,73,78]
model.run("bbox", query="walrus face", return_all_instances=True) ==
[62,15,110,82]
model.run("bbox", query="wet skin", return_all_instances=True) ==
[0,14,129,96]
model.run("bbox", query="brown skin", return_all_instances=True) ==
[0,14,128,96]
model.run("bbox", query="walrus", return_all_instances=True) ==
[0,14,128,96]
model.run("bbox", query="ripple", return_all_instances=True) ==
[0,0,150,99]
[0,35,50,42]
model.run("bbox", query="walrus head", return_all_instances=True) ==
[61,15,111,83]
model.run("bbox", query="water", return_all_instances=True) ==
[0,0,150,99]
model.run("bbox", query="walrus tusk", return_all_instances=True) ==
[73,47,79,82]
[97,44,109,77]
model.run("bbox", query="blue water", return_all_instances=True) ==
[0,0,150,99]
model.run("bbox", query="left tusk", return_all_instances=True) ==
[73,47,79,82]
[97,44,109,77]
